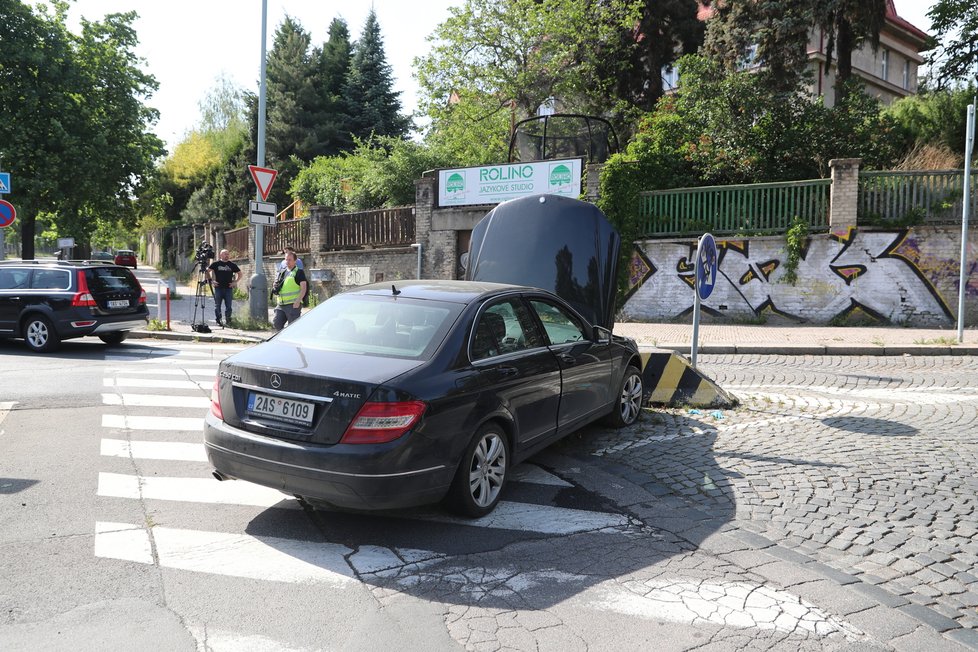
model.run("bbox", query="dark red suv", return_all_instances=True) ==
[113,249,137,268]
[0,261,149,352]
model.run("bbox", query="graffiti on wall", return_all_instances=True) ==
[623,228,965,324]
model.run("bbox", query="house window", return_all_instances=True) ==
[902,59,910,89]
[881,48,889,80]
[661,65,680,91]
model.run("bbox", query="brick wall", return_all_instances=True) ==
[623,225,978,326]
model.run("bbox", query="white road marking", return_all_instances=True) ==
[97,472,293,507]
[101,439,207,462]
[575,579,866,639]
[0,401,15,429]
[94,522,153,564]
[107,367,218,378]
[102,414,204,431]
[416,500,630,534]
[94,522,356,586]
[101,393,210,408]
[104,377,209,390]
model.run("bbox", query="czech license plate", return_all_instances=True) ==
[108,299,129,308]
[247,392,314,426]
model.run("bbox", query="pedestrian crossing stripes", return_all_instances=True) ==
[92,341,866,645]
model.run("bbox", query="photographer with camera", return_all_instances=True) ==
[207,249,240,327]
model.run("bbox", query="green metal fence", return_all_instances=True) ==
[858,170,978,224]
[638,179,830,236]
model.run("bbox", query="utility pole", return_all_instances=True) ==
[249,0,270,322]
[957,65,977,342]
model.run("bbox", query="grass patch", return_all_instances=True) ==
[145,318,169,331]
[229,314,273,330]
[913,336,957,345]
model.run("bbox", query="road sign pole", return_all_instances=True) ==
[249,0,270,323]
[691,283,702,369]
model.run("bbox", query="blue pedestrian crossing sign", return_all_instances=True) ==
[0,172,10,194]
[695,233,718,300]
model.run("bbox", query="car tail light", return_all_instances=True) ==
[340,401,426,444]
[71,270,97,307]
[138,288,147,305]
[210,378,223,420]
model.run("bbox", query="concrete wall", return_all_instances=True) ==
[622,225,978,326]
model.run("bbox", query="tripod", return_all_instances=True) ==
[190,260,215,333]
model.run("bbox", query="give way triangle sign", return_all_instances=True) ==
[248,165,278,201]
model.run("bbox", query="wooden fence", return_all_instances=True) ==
[222,206,415,258]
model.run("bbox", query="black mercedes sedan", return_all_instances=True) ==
[204,194,645,516]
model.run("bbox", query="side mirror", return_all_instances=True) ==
[593,325,612,343]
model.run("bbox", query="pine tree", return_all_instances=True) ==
[344,10,410,140]
[312,18,354,154]
[264,16,318,204]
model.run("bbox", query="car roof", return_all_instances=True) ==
[348,279,542,305]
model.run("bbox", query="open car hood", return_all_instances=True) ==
[464,194,621,330]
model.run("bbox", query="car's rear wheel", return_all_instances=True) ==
[606,366,643,428]
[446,422,510,517]
[98,331,129,346]
[23,314,60,353]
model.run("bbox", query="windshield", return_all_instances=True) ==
[274,294,462,359]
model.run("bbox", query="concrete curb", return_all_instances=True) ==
[654,344,978,357]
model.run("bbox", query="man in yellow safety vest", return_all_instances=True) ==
[272,250,308,331]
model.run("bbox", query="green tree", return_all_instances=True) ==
[814,0,888,100]
[886,85,977,159]
[312,18,354,154]
[344,10,410,140]
[926,0,978,88]
[0,1,163,258]
[703,0,815,92]
[264,16,319,206]
[613,0,704,113]
[291,136,450,212]
[415,0,640,163]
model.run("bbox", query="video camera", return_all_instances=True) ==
[195,242,215,266]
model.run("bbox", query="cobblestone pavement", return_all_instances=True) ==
[554,354,978,650]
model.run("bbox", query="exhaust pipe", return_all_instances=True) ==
[212,470,232,482]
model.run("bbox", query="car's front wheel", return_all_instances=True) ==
[446,422,510,517]
[98,331,129,346]
[23,314,60,353]
[606,366,643,428]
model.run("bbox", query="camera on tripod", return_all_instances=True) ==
[190,242,216,333]
[195,242,215,268]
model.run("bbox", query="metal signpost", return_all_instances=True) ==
[691,233,718,369]
[0,171,10,258]
[248,0,271,322]
[958,73,976,343]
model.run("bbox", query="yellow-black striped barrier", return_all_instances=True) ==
[639,350,738,409]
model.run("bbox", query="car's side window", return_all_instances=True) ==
[528,299,587,345]
[30,269,71,290]
[0,269,29,290]
[471,299,532,361]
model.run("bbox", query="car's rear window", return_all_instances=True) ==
[276,294,461,359]
[84,267,140,293]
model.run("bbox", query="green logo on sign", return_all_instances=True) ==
[446,173,465,193]
[549,164,572,187]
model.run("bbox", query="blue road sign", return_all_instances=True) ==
[0,172,10,194]
[0,199,16,228]
[695,233,718,301]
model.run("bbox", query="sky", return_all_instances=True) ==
[47,0,937,153]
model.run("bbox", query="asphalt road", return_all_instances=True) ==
[1,341,976,651]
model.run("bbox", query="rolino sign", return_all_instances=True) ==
[438,158,582,207]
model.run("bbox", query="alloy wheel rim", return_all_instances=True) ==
[620,374,642,424]
[469,433,506,508]
[27,321,48,348]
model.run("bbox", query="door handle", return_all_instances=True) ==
[493,366,519,377]
[558,354,576,365]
